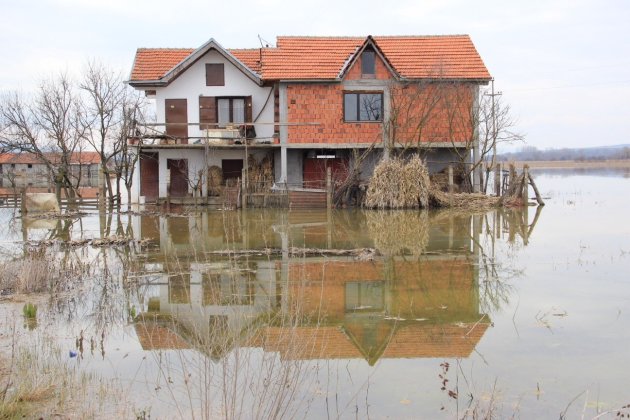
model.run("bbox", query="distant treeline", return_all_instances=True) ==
[498,145,630,162]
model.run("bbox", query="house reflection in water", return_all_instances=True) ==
[133,210,490,365]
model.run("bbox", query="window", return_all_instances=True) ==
[205,63,225,86]
[344,92,383,122]
[27,164,33,169]
[199,96,252,131]
[217,98,245,127]
[361,50,375,76]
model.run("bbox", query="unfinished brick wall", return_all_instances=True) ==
[286,78,476,145]
[286,84,383,144]
[390,82,476,144]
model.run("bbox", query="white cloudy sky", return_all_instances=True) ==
[1,0,629,150]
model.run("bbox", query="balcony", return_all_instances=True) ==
[127,123,260,147]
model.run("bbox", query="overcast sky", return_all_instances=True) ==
[1,0,628,151]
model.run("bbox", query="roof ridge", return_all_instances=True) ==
[136,47,194,51]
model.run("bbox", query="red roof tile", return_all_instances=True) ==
[129,35,490,83]
[0,152,101,165]
[374,35,491,80]
[130,48,194,81]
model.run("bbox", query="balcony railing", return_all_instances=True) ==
[128,122,267,146]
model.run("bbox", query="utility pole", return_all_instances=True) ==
[485,78,503,167]
[484,78,502,194]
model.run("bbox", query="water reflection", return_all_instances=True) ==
[125,208,537,366]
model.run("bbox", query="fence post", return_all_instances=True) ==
[522,166,529,203]
[98,166,105,209]
[326,166,332,209]
[448,165,454,193]
[241,168,247,210]
[494,163,501,196]
[20,188,26,215]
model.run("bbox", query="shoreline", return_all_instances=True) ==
[505,159,630,169]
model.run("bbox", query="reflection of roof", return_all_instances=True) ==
[251,321,489,363]
[130,35,490,82]
[134,320,190,350]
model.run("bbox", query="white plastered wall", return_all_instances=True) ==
[154,49,274,141]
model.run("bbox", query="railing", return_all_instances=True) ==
[128,122,276,146]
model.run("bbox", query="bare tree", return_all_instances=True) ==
[80,61,145,208]
[116,96,146,210]
[441,84,523,192]
[80,61,124,206]
[0,74,88,202]
[385,77,522,192]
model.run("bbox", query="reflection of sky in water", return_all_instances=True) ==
[1,168,629,418]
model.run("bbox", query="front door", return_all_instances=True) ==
[165,99,188,144]
[167,159,188,198]
[303,157,348,188]
[140,152,159,201]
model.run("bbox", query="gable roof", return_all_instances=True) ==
[129,39,263,87]
[128,35,491,84]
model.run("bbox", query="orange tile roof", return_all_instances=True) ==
[130,48,194,81]
[230,48,263,73]
[0,152,101,165]
[129,48,262,82]
[374,35,490,80]
[129,35,490,83]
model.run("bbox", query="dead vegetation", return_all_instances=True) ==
[247,152,274,193]
[362,155,539,210]
[365,155,430,209]
[27,235,150,249]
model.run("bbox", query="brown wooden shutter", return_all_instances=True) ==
[199,96,216,130]
[245,96,253,123]
[205,64,224,86]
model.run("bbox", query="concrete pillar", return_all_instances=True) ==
[279,83,288,184]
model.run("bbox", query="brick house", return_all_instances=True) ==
[128,35,491,203]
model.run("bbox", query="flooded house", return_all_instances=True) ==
[127,35,491,205]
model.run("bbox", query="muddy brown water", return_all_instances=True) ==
[1,168,629,418]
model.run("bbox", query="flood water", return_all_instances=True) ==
[1,168,629,419]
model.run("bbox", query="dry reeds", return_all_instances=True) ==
[366,210,430,255]
[0,250,51,294]
[429,188,500,209]
[365,155,430,209]
[207,165,223,196]
[247,153,274,193]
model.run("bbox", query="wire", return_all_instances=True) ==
[507,79,630,92]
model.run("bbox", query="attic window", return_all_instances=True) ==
[361,50,375,77]
[206,63,225,86]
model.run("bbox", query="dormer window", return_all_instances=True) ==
[361,49,375,78]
